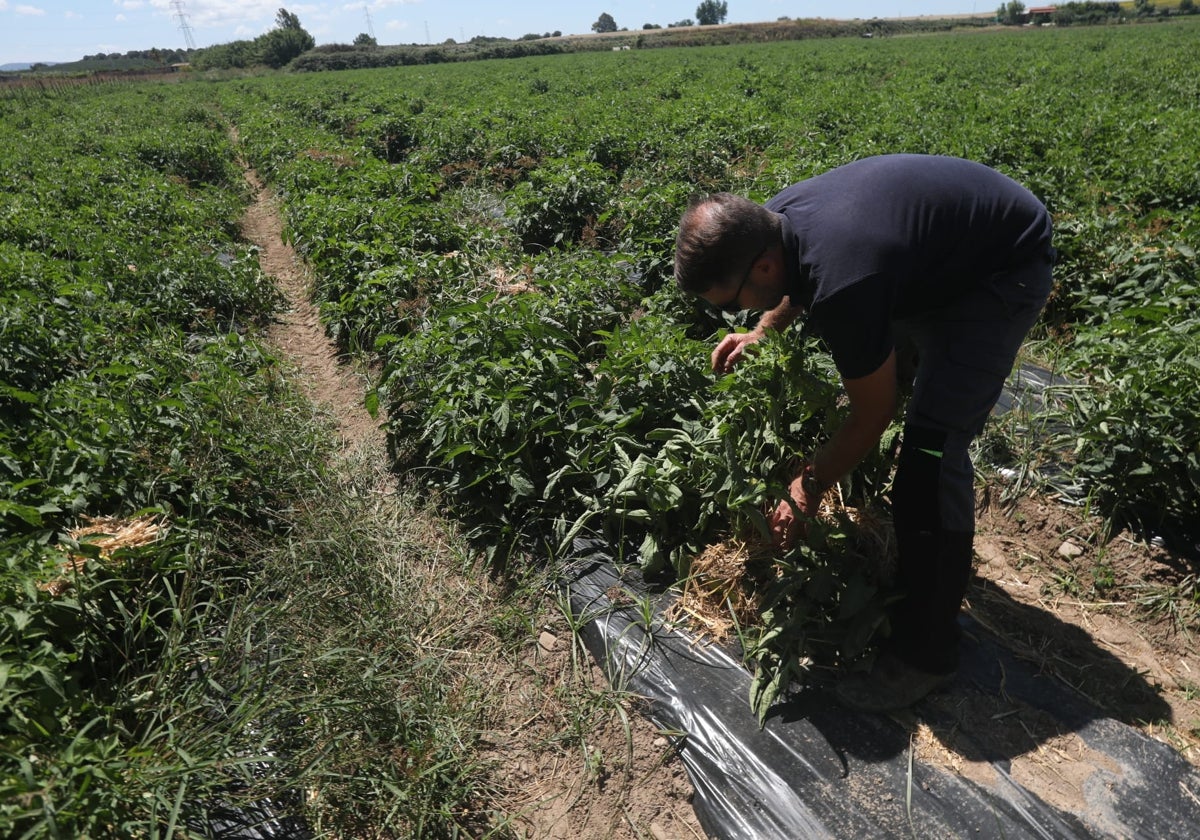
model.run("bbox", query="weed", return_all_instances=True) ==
[1131,579,1199,638]
[1092,562,1117,595]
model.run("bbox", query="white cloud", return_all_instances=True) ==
[146,0,280,30]
[15,4,46,15]
[383,19,412,32]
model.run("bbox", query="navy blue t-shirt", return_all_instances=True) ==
[765,154,1052,379]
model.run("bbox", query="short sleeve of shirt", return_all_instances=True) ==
[810,275,895,380]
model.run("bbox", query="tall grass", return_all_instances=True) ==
[1,421,531,837]
[217,446,519,838]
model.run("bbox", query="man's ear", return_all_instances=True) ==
[759,244,785,282]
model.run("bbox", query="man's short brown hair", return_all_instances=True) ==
[674,193,781,294]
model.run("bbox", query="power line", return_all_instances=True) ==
[171,0,197,50]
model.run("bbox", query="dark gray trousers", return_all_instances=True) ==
[888,253,1055,673]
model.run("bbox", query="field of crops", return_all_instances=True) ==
[231,18,1200,555]
[2,16,1198,837]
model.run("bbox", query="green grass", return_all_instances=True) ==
[222,449,522,837]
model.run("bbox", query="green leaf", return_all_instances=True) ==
[750,662,788,728]
[0,385,38,404]
[31,664,66,699]
[0,500,44,527]
[509,472,535,496]
[96,363,140,376]
[493,401,511,434]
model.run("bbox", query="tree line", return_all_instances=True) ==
[997,0,1196,25]
[190,8,315,71]
[592,1,729,33]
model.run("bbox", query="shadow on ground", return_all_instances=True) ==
[565,548,1199,839]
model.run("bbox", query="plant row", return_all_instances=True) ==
[0,80,501,836]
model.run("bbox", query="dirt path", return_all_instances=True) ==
[239,167,380,455]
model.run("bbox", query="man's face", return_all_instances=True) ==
[703,251,759,313]
[699,245,784,313]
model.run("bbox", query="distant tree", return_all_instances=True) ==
[259,8,315,67]
[696,1,729,25]
[1180,0,1195,13]
[643,22,662,29]
[592,12,618,33]
[1133,0,1155,14]
[996,0,1026,24]
[259,27,314,66]
[192,39,257,70]
[275,8,303,30]
[1051,1,1120,24]
[669,19,696,27]
[353,32,377,47]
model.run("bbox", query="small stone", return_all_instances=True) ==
[538,630,557,652]
[649,821,673,840]
[1057,540,1085,559]
[653,736,669,748]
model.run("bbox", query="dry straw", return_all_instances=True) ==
[40,515,167,596]
[667,485,896,644]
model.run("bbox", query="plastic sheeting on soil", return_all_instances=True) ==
[199,796,314,840]
[563,542,1200,839]
[992,361,1074,417]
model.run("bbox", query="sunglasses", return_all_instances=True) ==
[710,248,765,313]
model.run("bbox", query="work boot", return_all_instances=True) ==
[834,652,955,713]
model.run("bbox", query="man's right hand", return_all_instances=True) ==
[768,467,824,549]
[711,330,763,374]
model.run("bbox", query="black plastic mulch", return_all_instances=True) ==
[564,545,1200,839]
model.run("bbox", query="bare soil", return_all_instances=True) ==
[238,152,1199,837]
[240,167,379,455]
[963,487,1200,776]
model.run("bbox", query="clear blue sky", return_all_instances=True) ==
[0,1,987,66]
